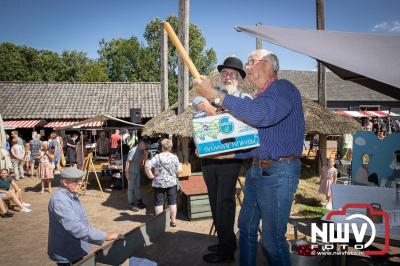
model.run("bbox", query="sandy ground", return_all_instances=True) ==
[2,171,398,266]
[1,174,250,266]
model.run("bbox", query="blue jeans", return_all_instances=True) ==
[127,170,141,204]
[238,159,301,266]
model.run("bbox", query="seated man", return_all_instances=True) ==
[0,168,31,213]
[0,198,14,218]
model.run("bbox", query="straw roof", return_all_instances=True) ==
[143,72,361,137]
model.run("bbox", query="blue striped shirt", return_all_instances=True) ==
[222,79,305,160]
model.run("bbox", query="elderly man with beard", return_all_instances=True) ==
[194,49,305,266]
[194,57,252,264]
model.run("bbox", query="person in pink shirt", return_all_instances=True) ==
[110,130,121,155]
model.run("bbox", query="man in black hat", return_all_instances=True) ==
[202,56,252,263]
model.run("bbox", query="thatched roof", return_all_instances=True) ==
[143,71,361,137]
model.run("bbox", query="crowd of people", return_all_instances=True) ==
[361,117,400,138]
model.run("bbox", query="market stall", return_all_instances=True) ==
[54,114,144,192]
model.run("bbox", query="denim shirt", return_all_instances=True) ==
[48,188,106,263]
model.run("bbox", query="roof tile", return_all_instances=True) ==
[0,82,162,120]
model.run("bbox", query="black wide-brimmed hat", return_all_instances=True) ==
[217,57,246,79]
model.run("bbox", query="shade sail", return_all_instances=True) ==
[335,110,399,118]
[45,120,103,129]
[2,120,45,128]
[235,24,400,100]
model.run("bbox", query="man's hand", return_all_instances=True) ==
[106,232,125,241]
[192,76,218,100]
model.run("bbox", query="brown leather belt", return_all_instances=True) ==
[252,156,298,169]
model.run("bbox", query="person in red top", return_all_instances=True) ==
[110,130,121,154]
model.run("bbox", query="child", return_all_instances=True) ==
[319,158,338,207]
[23,143,31,174]
[38,141,54,194]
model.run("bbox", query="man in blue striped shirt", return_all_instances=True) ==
[194,49,305,266]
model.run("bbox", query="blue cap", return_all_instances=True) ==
[61,167,85,179]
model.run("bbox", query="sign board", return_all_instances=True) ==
[193,113,259,157]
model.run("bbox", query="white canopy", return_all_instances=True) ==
[235,24,400,100]
[54,114,143,130]
[335,110,400,118]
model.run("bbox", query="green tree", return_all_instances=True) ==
[0,43,29,80]
[82,61,109,82]
[60,50,91,82]
[98,36,158,82]
[38,50,65,81]
[144,16,217,103]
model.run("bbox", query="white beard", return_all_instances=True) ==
[220,84,238,95]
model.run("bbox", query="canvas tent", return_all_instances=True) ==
[0,114,12,170]
[335,110,400,118]
[235,24,400,100]
[53,114,143,131]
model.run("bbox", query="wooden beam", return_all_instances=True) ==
[160,25,169,111]
[316,0,326,108]
[75,209,170,266]
[178,0,190,115]
[256,22,263,49]
[178,0,189,162]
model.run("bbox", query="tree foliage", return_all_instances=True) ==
[0,42,95,82]
[144,16,217,103]
[97,37,158,82]
[0,16,216,104]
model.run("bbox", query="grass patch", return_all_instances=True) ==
[291,160,328,219]
[300,159,318,180]
[292,204,329,218]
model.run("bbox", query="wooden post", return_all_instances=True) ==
[256,22,263,49]
[316,0,328,164]
[160,25,169,111]
[178,0,189,162]
[316,0,326,108]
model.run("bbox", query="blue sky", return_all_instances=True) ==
[1,0,399,71]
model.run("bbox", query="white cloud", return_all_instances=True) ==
[354,137,366,146]
[372,20,400,32]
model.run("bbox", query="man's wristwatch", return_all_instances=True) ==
[213,90,223,106]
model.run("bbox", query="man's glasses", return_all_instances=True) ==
[220,71,240,79]
[245,59,268,66]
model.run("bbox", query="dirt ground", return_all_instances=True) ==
[1,172,398,266]
[1,174,251,266]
